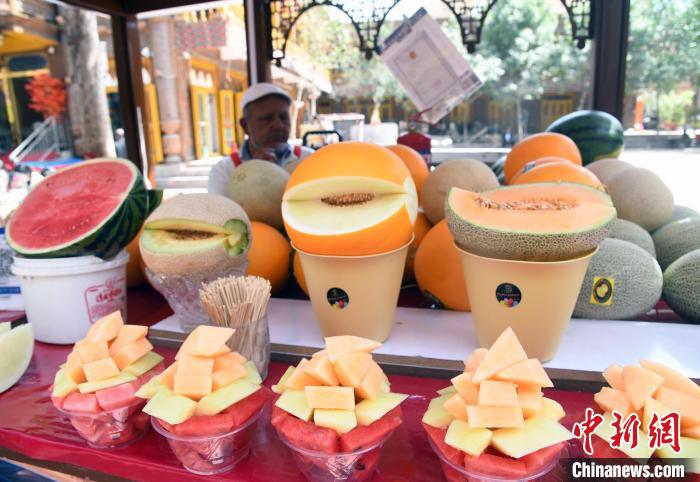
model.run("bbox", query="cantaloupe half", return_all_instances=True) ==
[446,183,617,261]
[282,142,418,256]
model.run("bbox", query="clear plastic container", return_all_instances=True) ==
[276,427,397,482]
[427,436,565,482]
[151,407,264,475]
[57,397,149,448]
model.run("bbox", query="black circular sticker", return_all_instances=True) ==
[327,287,349,309]
[496,283,521,308]
[592,277,613,304]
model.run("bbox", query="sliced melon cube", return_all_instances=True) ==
[82,357,120,382]
[312,349,327,359]
[113,337,154,371]
[643,396,673,431]
[477,380,518,407]
[123,351,164,377]
[594,387,634,417]
[75,341,110,364]
[173,373,212,400]
[603,364,625,391]
[195,378,260,416]
[177,325,234,358]
[655,386,700,428]
[494,358,553,388]
[472,328,528,384]
[540,397,566,422]
[78,371,136,394]
[108,324,148,357]
[305,386,355,410]
[355,361,383,400]
[285,359,322,390]
[640,359,700,400]
[143,389,197,425]
[682,425,700,439]
[272,366,295,394]
[334,352,372,388]
[464,348,488,372]
[176,354,214,376]
[86,311,123,343]
[213,343,231,356]
[443,393,468,421]
[595,411,655,461]
[304,354,339,386]
[467,405,524,429]
[422,394,454,429]
[656,437,700,474]
[518,385,543,418]
[52,368,79,397]
[445,419,492,456]
[243,360,262,384]
[276,388,314,421]
[437,385,457,396]
[491,416,574,459]
[325,336,382,362]
[135,376,165,399]
[314,409,357,434]
[355,392,408,426]
[213,351,246,370]
[622,365,664,411]
[65,351,86,384]
[158,361,178,390]
[212,363,247,390]
[451,372,478,404]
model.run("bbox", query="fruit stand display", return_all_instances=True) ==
[0,108,699,480]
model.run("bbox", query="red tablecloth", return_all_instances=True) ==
[0,342,596,481]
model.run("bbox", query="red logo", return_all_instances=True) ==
[648,412,681,453]
[572,408,604,456]
[610,411,641,450]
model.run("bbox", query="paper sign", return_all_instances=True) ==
[380,8,482,124]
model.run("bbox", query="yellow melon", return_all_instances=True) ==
[246,221,291,294]
[387,144,429,205]
[403,212,431,285]
[414,220,470,311]
[282,142,418,256]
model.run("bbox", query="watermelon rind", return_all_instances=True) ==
[6,158,148,260]
[545,110,624,165]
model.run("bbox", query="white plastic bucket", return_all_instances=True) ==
[11,251,129,344]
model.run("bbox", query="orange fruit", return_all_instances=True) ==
[247,222,291,294]
[509,161,603,189]
[387,144,429,204]
[504,133,582,184]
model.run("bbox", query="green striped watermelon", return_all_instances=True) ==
[6,158,148,260]
[545,110,624,165]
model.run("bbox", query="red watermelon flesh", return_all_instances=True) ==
[519,441,565,473]
[51,395,66,410]
[271,405,288,428]
[464,452,528,479]
[172,414,235,437]
[224,385,272,428]
[423,423,464,467]
[95,380,139,411]
[340,406,402,452]
[63,392,100,413]
[6,158,147,260]
[275,412,339,453]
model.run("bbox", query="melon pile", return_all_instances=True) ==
[591,360,700,472]
[271,336,407,456]
[422,328,572,479]
[50,311,164,447]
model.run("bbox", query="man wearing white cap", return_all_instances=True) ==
[207,82,314,195]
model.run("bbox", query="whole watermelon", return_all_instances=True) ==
[7,158,149,260]
[546,110,624,165]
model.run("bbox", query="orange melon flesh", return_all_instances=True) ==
[109,325,148,357]
[472,328,528,384]
[622,365,664,411]
[284,358,322,390]
[655,386,700,428]
[304,354,339,386]
[75,341,110,364]
[443,393,468,421]
[355,362,383,400]
[325,336,382,362]
[603,364,626,391]
[477,381,519,407]
[517,385,543,418]
[464,348,488,372]
[213,352,246,371]
[334,352,372,388]
[305,386,355,410]
[643,396,673,431]
[158,362,178,390]
[639,359,700,399]
[86,311,123,343]
[65,352,86,384]
[113,337,154,371]
[177,325,234,358]
[174,374,212,400]
[176,354,215,377]
[214,344,231,356]
[82,357,120,382]
[594,387,634,417]
[485,182,613,206]
[494,359,553,388]
[540,398,566,422]
[451,372,479,404]
[467,405,524,429]
[682,424,700,438]
[212,363,247,390]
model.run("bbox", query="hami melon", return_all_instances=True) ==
[606,167,673,231]
[585,158,632,185]
[608,219,655,257]
[663,249,700,323]
[226,160,289,230]
[652,217,700,271]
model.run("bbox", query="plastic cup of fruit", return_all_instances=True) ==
[427,437,566,482]
[57,397,149,449]
[151,408,265,475]
[276,428,396,482]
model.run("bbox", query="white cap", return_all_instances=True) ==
[241,82,291,112]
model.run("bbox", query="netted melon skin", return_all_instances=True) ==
[608,219,655,258]
[652,217,700,271]
[663,250,700,324]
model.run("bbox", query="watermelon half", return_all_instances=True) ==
[7,158,148,260]
[545,110,624,165]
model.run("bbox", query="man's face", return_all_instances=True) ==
[240,95,291,148]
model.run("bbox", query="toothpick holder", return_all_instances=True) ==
[226,313,270,380]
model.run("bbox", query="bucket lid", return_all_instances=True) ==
[12,250,129,277]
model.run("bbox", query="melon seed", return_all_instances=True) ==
[322,193,375,206]
[475,196,577,211]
